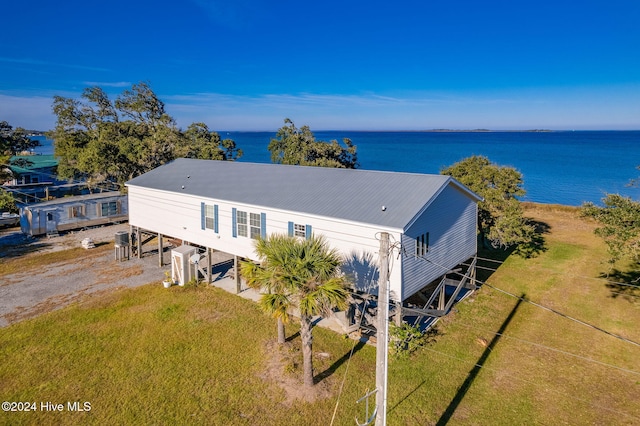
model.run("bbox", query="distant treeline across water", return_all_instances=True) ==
[32,130,640,206]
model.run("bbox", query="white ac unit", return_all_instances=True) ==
[171,245,197,286]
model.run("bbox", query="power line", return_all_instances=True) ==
[475,255,506,264]
[463,262,499,273]
[468,258,640,291]
[330,299,371,426]
[608,290,640,298]
[453,321,640,377]
[464,262,640,298]
[582,276,640,290]
[421,346,640,422]
[414,253,640,348]
[482,281,640,347]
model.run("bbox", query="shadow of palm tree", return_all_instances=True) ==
[342,250,379,294]
[314,339,367,384]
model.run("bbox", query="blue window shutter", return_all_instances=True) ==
[214,205,219,233]
[232,208,237,238]
[288,221,294,237]
[200,202,205,230]
[305,224,312,240]
[260,213,267,239]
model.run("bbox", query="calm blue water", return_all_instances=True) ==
[32,131,640,206]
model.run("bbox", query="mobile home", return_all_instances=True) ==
[20,192,128,236]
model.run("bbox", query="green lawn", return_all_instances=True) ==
[1,205,639,425]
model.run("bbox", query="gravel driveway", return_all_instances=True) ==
[0,224,166,327]
[0,224,347,335]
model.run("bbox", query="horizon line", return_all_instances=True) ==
[27,128,640,134]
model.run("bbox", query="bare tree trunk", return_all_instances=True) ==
[277,317,286,345]
[300,314,314,387]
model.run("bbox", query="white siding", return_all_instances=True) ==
[128,186,404,298]
[400,183,477,300]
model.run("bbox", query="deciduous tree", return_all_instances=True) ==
[1,121,41,182]
[182,123,242,161]
[441,155,536,253]
[49,83,241,189]
[582,194,640,265]
[0,188,17,213]
[268,118,358,168]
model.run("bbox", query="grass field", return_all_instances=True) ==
[1,204,639,425]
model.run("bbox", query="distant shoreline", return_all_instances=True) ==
[354,129,554,133]
[31,129,640,135]
[221,129,640,134]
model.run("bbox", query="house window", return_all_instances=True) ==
[415,232,429,257]
[70,205,84,218]
[201,203,219,232]
[237,210,248,237]
[204,205,215,230]
[294,223,306,238]
[288,222,312,239]
[249,213,261,239]
[101,201,118,217]
[234,210,264,239]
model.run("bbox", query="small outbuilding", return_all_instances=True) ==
[20,192,128,237]
[126,159,482,326]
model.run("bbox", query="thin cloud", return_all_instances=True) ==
[83,81,132,88]
[0,56,109,72]
[162,91,537,131]
[3,88,638,132]
[164,91,519,110]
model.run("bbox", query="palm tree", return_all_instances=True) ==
[240,234,350,387]
[240,245,289,345]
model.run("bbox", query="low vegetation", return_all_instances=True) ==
[1,204,639,425]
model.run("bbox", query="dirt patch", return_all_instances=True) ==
[0,223,165,328]
[260,340,332,406]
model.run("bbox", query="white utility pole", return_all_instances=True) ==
[375,232,390,426]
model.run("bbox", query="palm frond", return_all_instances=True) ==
[259,293,292,323]
[245,232,350,322]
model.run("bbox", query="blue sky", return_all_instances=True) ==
[1,0,639,131]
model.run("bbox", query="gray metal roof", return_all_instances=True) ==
[21,192,124,209]
[125,159,481,230]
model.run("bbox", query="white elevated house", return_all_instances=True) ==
[126,158,482,326]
